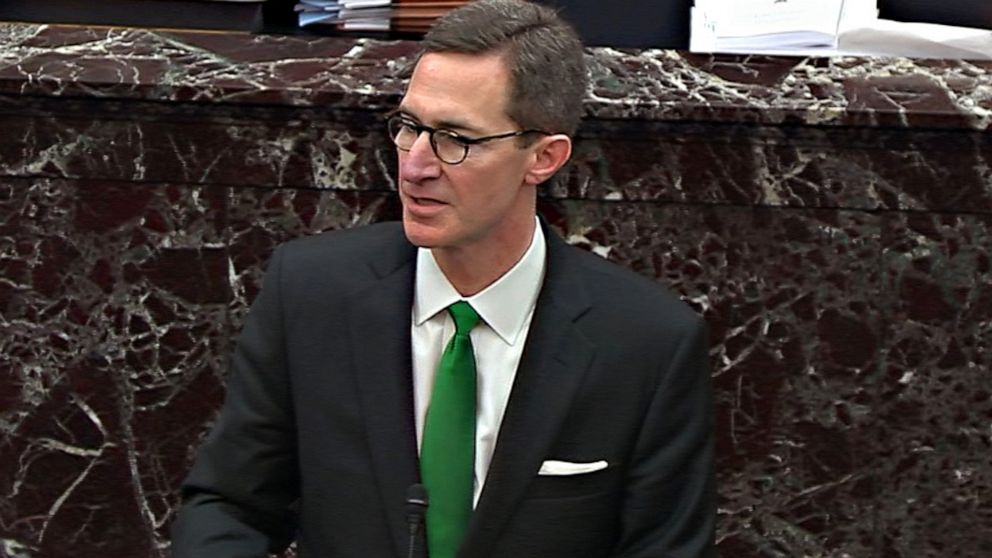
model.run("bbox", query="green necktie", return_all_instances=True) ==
[421,301,481,558]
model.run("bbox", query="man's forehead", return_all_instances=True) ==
[398,51,512,131]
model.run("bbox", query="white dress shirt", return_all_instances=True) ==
[411,217,546,506]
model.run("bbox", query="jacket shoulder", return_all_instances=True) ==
[563,243,703,331]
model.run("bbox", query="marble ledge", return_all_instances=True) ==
[0,22,990,131]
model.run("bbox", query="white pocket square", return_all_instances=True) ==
[538,459,608,476]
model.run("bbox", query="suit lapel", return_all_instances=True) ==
[346,238,419,558]
[460,232,597,558]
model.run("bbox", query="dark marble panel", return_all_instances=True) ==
[4,178,990,556]
[3,92,989,214]
[874,212,992,558]
[547,200,884,557]
[0,177,399,556]
[0,99,396,192]
[561,122,992,213]
[0,177,230,556]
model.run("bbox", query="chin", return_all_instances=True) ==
[402,218,444,248]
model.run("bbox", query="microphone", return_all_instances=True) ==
[406,484,429,558]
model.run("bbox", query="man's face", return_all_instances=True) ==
[396,51,537,257]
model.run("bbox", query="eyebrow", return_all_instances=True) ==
[395,107,486,136]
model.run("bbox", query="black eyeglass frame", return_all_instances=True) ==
[385,113,550,165]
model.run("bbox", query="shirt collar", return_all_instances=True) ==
[413,217,546,345]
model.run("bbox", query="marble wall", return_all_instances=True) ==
[1,23,990,557]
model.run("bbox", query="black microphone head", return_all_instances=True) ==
[406,483,429,511]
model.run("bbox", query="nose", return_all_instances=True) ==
[398,131,442,185]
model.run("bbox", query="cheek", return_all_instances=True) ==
[447,152,531,216]
[455,172,514,212]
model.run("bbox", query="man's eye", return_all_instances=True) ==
[436,131,470,146]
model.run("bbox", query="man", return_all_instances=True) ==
[171,1,714,557]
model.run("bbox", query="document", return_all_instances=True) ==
[691,0,991,60]
[691,0,857,51]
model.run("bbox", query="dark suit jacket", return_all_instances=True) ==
[172,220,715,558]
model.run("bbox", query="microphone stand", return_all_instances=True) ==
[406,484,429,558]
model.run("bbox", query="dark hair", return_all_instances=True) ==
[421,0,587,137]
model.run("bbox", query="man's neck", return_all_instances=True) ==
[432,218,537,297]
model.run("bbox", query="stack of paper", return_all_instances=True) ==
[691,0,878,54]
[690,0,991,60]
[297,0,387,31]
[296,0,468,33]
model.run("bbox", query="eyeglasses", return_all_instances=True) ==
[386,114,549,165]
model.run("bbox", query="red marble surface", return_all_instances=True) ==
[0,21,989,558]
[1,24,990,130]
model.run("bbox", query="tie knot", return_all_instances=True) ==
[448,301,480,335]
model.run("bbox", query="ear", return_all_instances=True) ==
[523,134,572,186]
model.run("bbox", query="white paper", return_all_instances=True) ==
[691,0,867,52]
[710,0,845,39]
[840,20,992,60]
[341,0,391,8]
[341,18,391,31]
[692,0,992,61]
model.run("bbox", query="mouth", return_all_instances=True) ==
[403,190,447,206]
[402,190,450,217]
